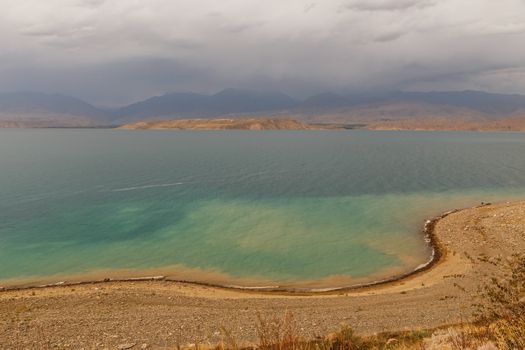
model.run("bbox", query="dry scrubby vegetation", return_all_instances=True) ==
[202,255,525,350]
[203,313,431,350]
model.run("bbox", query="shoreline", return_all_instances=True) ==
[2,200,525,346]
[0,206,459,294]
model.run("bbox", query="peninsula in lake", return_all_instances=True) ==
[118,118,316,130]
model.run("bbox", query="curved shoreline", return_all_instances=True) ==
[0,205,465,295]
[2,200,525,347]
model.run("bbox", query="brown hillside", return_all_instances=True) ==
[118,118,315,130]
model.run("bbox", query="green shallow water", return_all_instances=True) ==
[1,129,525,287]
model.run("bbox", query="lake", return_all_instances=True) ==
[1,129,525,289]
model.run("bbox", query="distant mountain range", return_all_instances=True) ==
[0,92,107,127]
[117,88,297,121]
[2,89,525,130]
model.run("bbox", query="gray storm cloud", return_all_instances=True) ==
[1,0,525,105]
[345,0,435,11]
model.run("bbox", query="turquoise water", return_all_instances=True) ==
[1,129,525,288]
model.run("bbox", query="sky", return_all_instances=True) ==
[1,0,525,106]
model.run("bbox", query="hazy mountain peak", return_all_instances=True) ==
[2,89,525,127]
[0,91,106,121]
[115,88,296,121]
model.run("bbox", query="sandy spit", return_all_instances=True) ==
[1,201,524,349]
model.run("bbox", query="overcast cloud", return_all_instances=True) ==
[1,0,525,105]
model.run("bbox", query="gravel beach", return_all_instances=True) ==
[1,201,524,349]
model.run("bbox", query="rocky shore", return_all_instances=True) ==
[1,201,524,348]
